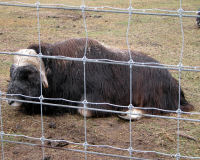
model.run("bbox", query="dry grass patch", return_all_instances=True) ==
[0,0,200,159]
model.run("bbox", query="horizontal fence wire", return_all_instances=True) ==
[2,96,200,122]
[1,51,200,72]
[0,0,200,160]
[0,1,200,17]
[3,92,200,116]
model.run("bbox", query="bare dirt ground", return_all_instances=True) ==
[3,101,199,160]
[0,0,200,159]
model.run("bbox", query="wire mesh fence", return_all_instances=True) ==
[0,0,200,159]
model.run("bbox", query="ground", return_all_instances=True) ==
[0,0,200,159]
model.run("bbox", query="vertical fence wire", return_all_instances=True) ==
[126,0,133,60]
[126,0,134,158]
[81,0,88,159]
[36,1,45,159]
[176,0,184,159]
[0,90,4,160]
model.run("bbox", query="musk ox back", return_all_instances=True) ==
[6,38,194,120]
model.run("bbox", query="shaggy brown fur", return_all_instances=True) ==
[7,38,194,116]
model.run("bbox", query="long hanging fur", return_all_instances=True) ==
[25,38,193,115]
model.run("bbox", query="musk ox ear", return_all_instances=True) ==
[27,43,51,55]
[10,64,16,78]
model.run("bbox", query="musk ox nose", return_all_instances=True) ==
[7,100,14,105]
[6,95,23,107]
[7,99,22,107]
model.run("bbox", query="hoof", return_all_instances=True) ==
[78,108,93,118]
[118,109,143,121]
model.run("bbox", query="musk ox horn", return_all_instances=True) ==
[14,49,48,88]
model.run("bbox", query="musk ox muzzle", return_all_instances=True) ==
[6,38,194,119]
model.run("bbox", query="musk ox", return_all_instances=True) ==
[197,8,200,28]
[7,38,194,120]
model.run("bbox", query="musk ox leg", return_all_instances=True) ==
[118,109,144,121]
[77,94,114,118]
[77,102,112,118]
[77,94,93,117]
[78,108,93,118]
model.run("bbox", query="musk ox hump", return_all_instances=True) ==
[14,49,48,88]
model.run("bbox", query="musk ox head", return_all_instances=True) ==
[7,49,48,107]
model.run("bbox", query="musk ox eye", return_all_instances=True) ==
[10,64,16,78]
